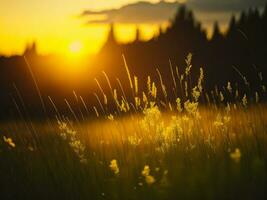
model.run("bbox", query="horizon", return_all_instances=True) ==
[1,0,265,57]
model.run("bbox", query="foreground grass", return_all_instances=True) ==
[1,54,267,199]
[1,104,267,200]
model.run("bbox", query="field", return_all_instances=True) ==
[1,55,267,199]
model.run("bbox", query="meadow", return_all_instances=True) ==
[1,55,267,199]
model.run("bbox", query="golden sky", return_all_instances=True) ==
[0,0,261,56]
[0,0,168,56]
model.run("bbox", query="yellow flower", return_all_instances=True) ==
[192,87,200,102]
[109,159,120,175]
[142,165,150,177]
[135,97,141,108]
[145,175,156,185]
[142,165,156,185]
[230,148,241,163]
[184,100,198,116]
[3,136,15,148]
[176,98,183,113]
[108,114,114,121]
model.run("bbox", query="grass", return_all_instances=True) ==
[0,54,267,199]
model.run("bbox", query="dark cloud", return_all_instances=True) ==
[81,1,180,24]
[187,0,266,12]
[81,0,266,24]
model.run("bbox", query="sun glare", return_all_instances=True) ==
[69,41,83,55]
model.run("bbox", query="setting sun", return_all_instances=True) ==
[69,41,83,55]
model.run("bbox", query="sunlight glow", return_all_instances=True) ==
[69,41,83,54]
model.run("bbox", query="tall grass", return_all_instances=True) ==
[0,54,267,199]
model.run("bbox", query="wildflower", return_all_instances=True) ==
[128,134,141,146]
[213,114,230,128]
[213,120,224,128]
[120,100,127,112]
[223,116,231,123]
[184,100,198,116]
[141,104,162,132]
[28,146,34,151]
[3,136,15,148]
[109,159,120,175]
[192,87,200,102]
[163,116,183,145]
[176,98,183,113]
[108,114,114,121]
[230,148,241,163]
[182,115,190,122]
[142,165,156,185]
[142,165,150,177]
[58,120,87,164]
[145,175,156,185]
[185,53,192,76]
[135,97,141,108]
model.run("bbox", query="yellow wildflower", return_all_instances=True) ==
[3,136,15,148]
[142,165,156,185]
[108,114,114,121]
[142,165,150,177]
[176,98,183,113]
[109,159,120,175]
[145,175,156,185]
[230,148,241,163]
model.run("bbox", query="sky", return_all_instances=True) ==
[0,0,265,56]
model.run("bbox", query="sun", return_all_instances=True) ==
[69,41,83,55]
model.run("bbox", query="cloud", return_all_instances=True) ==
[81,0,266,24]
[187,0,266,12]
[81,1,180,24]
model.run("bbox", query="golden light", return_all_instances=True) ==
[63,40,88,69]
[69,41,83,55]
